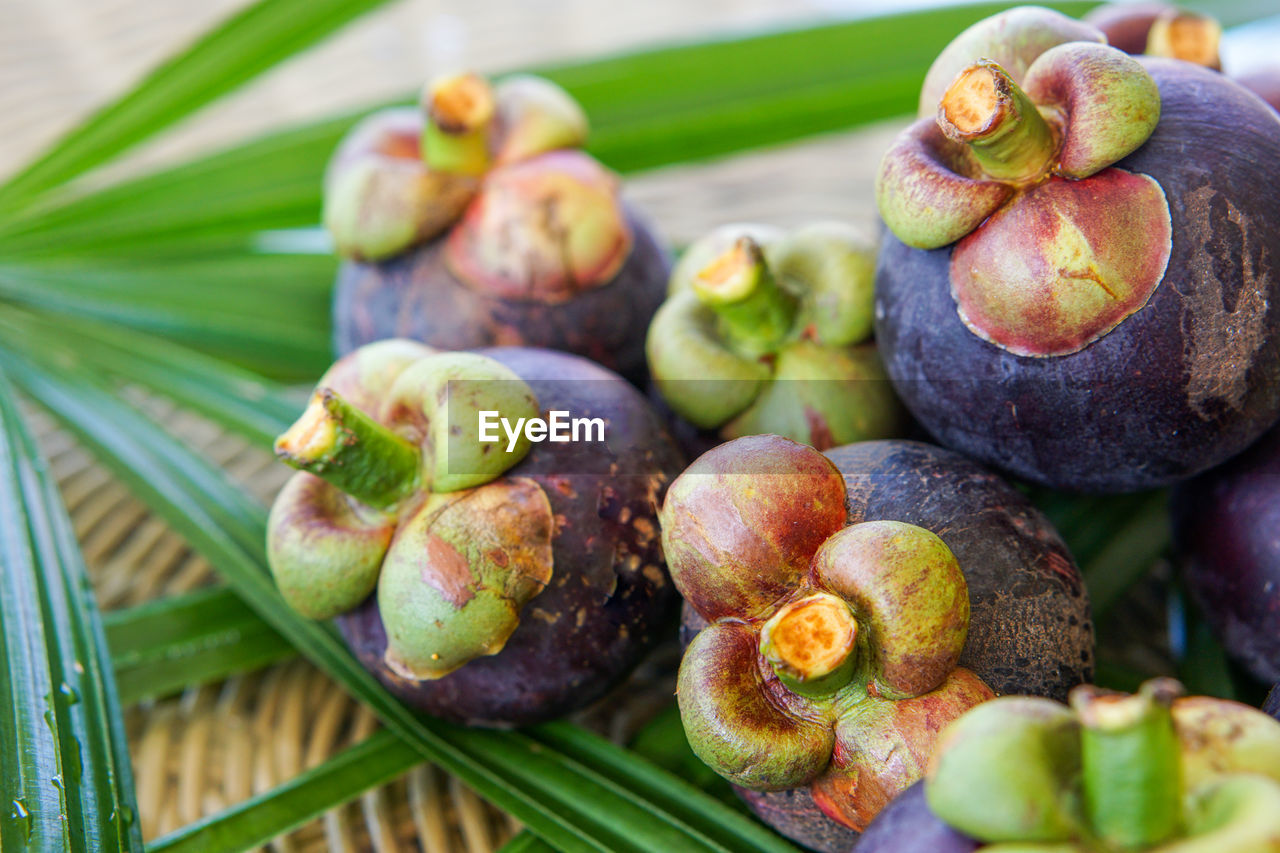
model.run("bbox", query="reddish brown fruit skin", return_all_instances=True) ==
[336,348,683,726]
[876,60,1280,492]
[681,439,1093,852]
[333,207,669,385]
[1172,425,1280,683]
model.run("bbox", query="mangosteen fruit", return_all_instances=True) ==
[875,6,1280,492]
[266,339,682,726]
[1171,424,1280,683]
[326,72,670,385]
[646,222,904,452]
[860,678,1280,851]
[1086,2,1222,68]
[1085,2,1280,112]
[662,435,1092,851]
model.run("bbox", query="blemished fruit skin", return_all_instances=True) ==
[336,348,684,726]
[856,781,979,853]
[876,59,1280,492]
[680,439,1093,852]
[333,207,670,386]
[1172,424,1280,683]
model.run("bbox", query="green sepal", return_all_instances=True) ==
[266,473,394,620]
[722,340,901,450]
[771,222,876,347]
[379,351,540,493]
[1170,775,1280,853]
[926,697,1083,843]
[677,621,834,791]
[646,290,770,429]
[379,477,554,680]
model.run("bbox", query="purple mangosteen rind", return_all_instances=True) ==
[855,780,980,853]
[876,54,1280,492]
[671,437,1092,853]
[1171,423,1280,683]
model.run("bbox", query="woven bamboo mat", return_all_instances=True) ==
[6,0,915,848]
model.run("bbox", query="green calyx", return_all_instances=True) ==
[375,351,540,493]
[267,343,553,678]
[720,339,902,451]
[878,27,1162,252]
[668,441,992,823]
[926,696,1085,843]
[925,678,1280,851]
[878,15,1169,359]
[648,223,897,447]
[324,71,593,262]
[918,6,1106,118]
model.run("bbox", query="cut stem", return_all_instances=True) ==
[1071,678,1184,849]
[760,592,858,698]
[693,237,798,357]
[937,60,1058,184]
[275,388,421,509]
[1146,10,1222,70]
[422,72,496,176]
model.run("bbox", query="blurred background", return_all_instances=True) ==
[6,0,1274,246]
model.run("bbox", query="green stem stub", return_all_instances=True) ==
[422,72,495,177]
[1071,678,1184,849]
[693,236,798,358]
[274,388,421,510]
[937,60,1058,185]
[760,592,858,698]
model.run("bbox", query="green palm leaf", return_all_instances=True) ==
[0,0,395,213]
[0,371,141,851]
[103,587,291,705]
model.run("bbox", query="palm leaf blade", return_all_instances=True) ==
[103,587,292,705]
[0,371,142,851]
[0,0,395,211]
